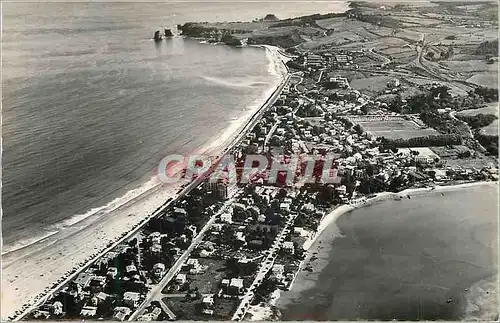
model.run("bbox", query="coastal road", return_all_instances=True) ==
[129,191,241,321]
[13,50,291,322]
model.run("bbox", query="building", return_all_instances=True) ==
[80,306,97,317]
[175,273,187,285]
[126,264,138,275]
[123,291,141,308]
[304,53,323,67]
[113,307,132,321]
[74,273,94,288]
[221,278,231,294]
[397,147,440,164]
[202,294,214,307]
[204,179,228,199]
[52,301,64,316]
[107,267,118,279]
[328,76,349,89]
[153,263,166,278]
[229,278,244,295]
[282,241,295,254]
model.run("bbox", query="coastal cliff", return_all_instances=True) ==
[178,22,304,48]
[177,11,346,50]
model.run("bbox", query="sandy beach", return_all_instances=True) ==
[1,45,289,320]
[277,181,498,320]
[242,181,498,321]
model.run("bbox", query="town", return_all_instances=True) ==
[16,1,498,322]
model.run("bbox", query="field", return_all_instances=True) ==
[457,103,499,136]
[349,75,394,95]
[357,118,439,139]
[479,119,498,136]
[457,103,499,117]
[467,72,499,88]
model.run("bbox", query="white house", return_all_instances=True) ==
[123,291,141,308]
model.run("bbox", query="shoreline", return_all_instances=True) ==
[2,45,290,321]
[304,180,499,253]
[1,44,286,258]
[246,180,498,321]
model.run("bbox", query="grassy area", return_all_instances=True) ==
[479,119,499,136]
[457,104,499,117]
[186,259,227,294]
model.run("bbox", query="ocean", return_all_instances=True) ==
[278,184,499,320]
[1,2,349,250]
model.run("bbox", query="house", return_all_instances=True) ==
[221,278,230,293]
[220,213,232,223]
[52,301,64,315]
[153,263,166,278]
[186,225,197,238]
[126,264,137,275]
[113,307,132,321]
[272,264,285,276]
[80,305,97,317]
[150,243,162,255]
[123,291,141,308]
[173,207,187,217]
[74,273,94,288]
[229,278,244,295]
[282,241,295,254]
[107,267,118,279]
[202,294,214,307]
[175,273,187,285]
[148,232,162,245]
[305,53,323,67]
[95,292,111,304]
[280,202,291,212]
[235,231,246,242]
[32,310,51,320]
[89,276,107,292]
[139,307,162,321]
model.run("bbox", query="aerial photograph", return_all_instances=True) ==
[1,0,498,321]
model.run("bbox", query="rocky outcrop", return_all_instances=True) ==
[164,28,174,37]
[154,30,162,41]
[221,34,242,46]
[177,23,219,38]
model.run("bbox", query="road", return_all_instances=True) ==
[129,191,240,321]
[231,211,299,321]
[368,47,391,67]
[14,59,290,322]
[414,34,474,93]
[158,299,176,320]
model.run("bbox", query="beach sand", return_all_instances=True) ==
[278,181,498,321]
[0,45,288,320]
